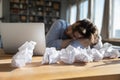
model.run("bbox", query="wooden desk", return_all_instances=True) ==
[0,54,120,80]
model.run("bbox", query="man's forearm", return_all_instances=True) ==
[61,39,73,48]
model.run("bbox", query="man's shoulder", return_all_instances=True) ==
[52,19,69,29]
[55,19,67,24]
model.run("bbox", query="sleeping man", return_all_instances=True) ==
[46,19,99,49]
[42,19,120,64]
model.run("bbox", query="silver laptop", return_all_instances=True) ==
[0,23,46,55]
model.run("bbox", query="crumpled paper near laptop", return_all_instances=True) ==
[11,40,120,67]
[11,41,36,67]
[42,43,120,64]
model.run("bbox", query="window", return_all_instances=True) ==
[70,4,77,24]
[68,0,89,24]
[79,0,88,20]
[110,0,120,39]
[93,0,105,33]
[66,0,120,42]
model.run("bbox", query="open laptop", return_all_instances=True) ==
[0,23,46,55]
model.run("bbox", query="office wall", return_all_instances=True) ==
[60,0,77,21]
[0,0,2,18]
[2,0,9,22]
[60,0,68,20]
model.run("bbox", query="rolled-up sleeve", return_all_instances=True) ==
[46,39,62,49]
[70,40,84,48]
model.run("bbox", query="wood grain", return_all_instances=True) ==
[0,54,120,80]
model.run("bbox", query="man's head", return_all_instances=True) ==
[65,19,99,45]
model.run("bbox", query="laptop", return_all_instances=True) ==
[0,23,46,55]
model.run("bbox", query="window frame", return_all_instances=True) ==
[66,0,120,44]
[109,0,120,39]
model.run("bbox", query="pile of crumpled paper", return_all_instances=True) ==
[42,42,120,64]
[11,37,120,67]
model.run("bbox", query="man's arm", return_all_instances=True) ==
[46,19,69,49]
[61,39,73,48]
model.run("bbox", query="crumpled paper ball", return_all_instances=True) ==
[11,41,36,67]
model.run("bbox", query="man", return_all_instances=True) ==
[46,19,99,49]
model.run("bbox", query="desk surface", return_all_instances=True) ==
[0,54,120,80]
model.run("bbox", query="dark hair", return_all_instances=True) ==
[72,19,97,39]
